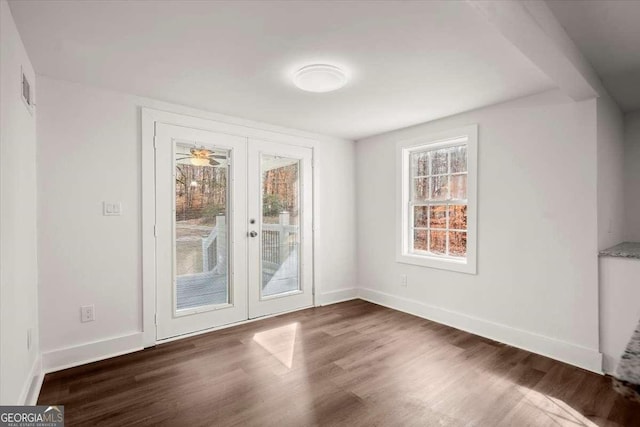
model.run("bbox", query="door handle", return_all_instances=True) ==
[249,231,258,238]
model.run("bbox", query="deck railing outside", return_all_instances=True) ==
[200,212,298,275]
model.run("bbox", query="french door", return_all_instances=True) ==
[155,124,313,340]
[247,139,313,318]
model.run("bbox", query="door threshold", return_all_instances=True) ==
[154,304,315,345]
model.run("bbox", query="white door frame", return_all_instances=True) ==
[141,108,318,347]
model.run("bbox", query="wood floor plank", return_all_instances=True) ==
[38,300,640,426]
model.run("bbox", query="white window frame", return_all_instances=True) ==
[396,124,478,274]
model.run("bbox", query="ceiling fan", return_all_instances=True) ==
[176,147,227,167]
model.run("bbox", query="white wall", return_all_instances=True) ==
[625,111,640,241]
[0,0,40,404]
[36,76,356,366]
[596,94,626,250]
[356,90,602,371]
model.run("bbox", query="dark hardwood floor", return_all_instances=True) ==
[38,300,640,426]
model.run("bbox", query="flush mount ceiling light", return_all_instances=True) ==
[293,64,348,93]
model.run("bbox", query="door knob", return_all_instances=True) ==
[249,231,258,238]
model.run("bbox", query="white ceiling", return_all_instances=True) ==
[9,0,555,140]
[548,0,640,113]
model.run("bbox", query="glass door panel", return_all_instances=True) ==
[175,143,230,311]
[261,155,301,298]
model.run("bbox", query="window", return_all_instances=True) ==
[397,125,477,274]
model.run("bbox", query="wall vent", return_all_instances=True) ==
[21,67,34,114]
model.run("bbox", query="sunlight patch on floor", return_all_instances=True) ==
[508,385,599,427]
[253,322,299,369]
[458,369,600,426]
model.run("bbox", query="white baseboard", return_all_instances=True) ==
[42,333,143,374]
[358,288,603,374]
[37,292,356,375]
[318,288,358,306]
[19,355,43,405]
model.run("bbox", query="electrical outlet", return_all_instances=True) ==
[81,305,95,323]
[400,274,407,287]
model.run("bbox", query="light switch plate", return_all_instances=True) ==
[103,201,122,216]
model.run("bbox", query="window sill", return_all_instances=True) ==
[396,253,477,274]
